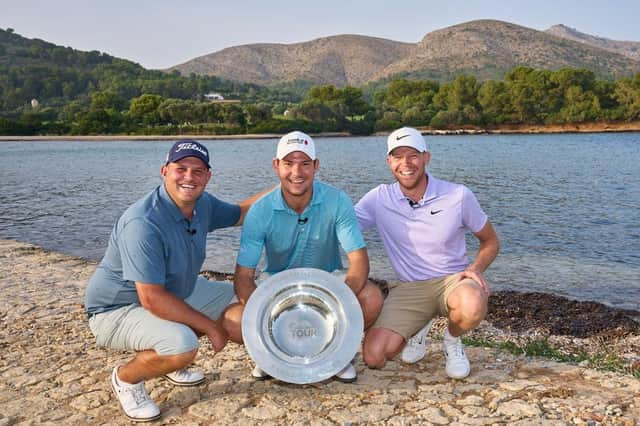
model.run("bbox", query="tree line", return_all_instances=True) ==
[2,66,639,136]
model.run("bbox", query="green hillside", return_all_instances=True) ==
[0,28,300,113]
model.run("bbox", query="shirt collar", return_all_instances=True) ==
[273,181,322,213]
[423,173,440,202]
[393,173,440,205]
[159,184,196,223]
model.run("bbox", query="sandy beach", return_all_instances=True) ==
[1,238,639,425]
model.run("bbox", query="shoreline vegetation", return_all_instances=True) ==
[1,120,639,141]
[0,239,640,426]
[1,238,639,423]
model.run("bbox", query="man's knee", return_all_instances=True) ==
[358,282,384,326]
[156,326,200,356]
[362,335,386,368]
[222,302,244,344]
[362,327,404,368]
[448,281,487,327]
[360,282,384,309]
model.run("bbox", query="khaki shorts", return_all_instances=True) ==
[373,273,479,339]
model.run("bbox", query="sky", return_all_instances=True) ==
[2,0,639,70]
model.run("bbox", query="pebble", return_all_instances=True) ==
[1,239,639,424]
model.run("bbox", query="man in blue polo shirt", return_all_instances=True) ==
[84,140,267,422]
[356,127,500,380]
[226,130,383,383]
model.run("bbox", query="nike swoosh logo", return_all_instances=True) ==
[396,134,411,140]
[430,210,443,215]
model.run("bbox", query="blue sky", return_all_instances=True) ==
[2,0,638,70]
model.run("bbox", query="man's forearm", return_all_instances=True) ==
[345,248,370,295]
[344,273,367,295]
[469,221,500,273]
[233,265,258,304]
[141,288,221,336]
[469,240,499,273]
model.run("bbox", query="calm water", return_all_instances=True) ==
[1,134,639,309]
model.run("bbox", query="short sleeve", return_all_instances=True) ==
[118,218,166,285]
[203,193,241,231]
[461,186,488,233]
[355,186,378,231]
[335,191,366,254]
[236,204,266,268]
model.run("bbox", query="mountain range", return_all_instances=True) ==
[170,19,640,87]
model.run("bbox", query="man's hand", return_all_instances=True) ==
[461,220,499,296]
[234,264,258,305]
[206,321,229,352]
[456,268,490,295]
[344,248,370,296]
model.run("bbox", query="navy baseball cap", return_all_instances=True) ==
[166,140,211,168]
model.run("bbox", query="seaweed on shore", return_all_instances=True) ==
[487,290,640,339]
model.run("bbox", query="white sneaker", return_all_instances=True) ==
[251,365,271,380]
[164,368,206,387]
[334,362,357,383]
[401,320,434,364]
[442,329,471,379]
[111,366,161,422]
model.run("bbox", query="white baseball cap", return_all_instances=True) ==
[387,127,427,154]
[276,131,316,160]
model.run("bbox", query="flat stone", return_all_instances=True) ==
[188,394,251,420]
[416,406,449,424]
[499,379,541,391]
[165,386,200,408]
[68,390,110,412]
[461,405,492,417]
[241,402,286,420]
[457,394,485,406]
[328,404,395,423]
[56,370,84,385]
[495,399,542,418]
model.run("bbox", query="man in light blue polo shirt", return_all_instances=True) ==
[84,140,267,422]
[356,127,500,379]
[226,130,383,383]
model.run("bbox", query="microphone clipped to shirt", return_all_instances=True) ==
[187,228,197,235]
[298,216,308,225]
[408,199,419,209]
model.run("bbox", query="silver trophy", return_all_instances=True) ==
[242,268,364,384]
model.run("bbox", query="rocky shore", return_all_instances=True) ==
[1,238,639,425]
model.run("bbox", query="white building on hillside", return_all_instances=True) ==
[204,93,225,101]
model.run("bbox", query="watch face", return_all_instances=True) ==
[242,268,363,384]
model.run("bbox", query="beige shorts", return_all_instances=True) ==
[373,273,479,339]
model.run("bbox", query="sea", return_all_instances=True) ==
[0,133,638,310]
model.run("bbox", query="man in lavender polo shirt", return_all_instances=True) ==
[355,127,500,379]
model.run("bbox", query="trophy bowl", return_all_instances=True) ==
[241,268,364,384]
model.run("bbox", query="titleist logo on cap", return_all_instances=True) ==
[175,142,208,158]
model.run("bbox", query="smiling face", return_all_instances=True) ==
[272,151,319,212]
[387,146,430,193]
[161,156,211,217]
